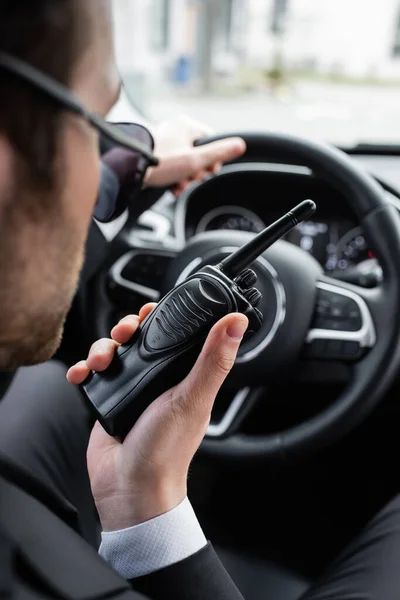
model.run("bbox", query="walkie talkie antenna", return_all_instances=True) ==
[219,199,316,278]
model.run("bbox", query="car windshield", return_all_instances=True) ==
[112,0,400,147]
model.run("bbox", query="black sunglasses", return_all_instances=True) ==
[0,52,159,222]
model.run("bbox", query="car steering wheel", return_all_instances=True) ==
[107,132,400,463]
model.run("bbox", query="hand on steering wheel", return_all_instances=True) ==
[143,115,246,194]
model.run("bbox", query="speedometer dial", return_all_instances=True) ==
[196,206,265,234]
[335,226,372,270]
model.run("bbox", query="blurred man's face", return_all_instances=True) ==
[0,0,121,370]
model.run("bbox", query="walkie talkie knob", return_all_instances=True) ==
[243,287,262,307]
[253,307,263,322]
[235,268,258,289]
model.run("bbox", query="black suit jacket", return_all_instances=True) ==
[0,451,244,600]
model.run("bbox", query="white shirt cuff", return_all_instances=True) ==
[98,497,207,579]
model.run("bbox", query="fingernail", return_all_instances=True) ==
[226,319,248,341]
[89,340,109,356]
[119,315,139,325]
[233,139,246,153]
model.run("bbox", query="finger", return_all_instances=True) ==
[142,166,153,187]
[175,313,248,416]
[152,138,246,188]
[111,315,140,345]
[111,304,157,344]
[191,169,209,182]
[139,303,157,321]
[194,137,246,172]
[86,338,119,372]
[66,360,91,385]
[173,179,191,195]
[209,161,222,176]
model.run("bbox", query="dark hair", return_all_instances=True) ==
[0,1,90,189]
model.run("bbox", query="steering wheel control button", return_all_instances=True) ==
[342,341,362,358]
[303,339,327,358]
[109,249,177,306]
[305,281,376,362]
[312,289,362,331]
[303,338,362,360]
[235,268,258,289]
[121,253,173,289]
[324,339,344,358]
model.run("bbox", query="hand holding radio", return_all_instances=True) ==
[67,307,248,530]
[68,199,316,529]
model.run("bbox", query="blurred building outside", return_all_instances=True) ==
[110,0,400,144]
[112,0,400,102]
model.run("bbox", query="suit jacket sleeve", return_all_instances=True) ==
[130,542,245,600]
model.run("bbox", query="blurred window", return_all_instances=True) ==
[270,0,289,35]
[151,0,170,50]
[393,6,400,57]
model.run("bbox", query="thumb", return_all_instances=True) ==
[176,313,249,417]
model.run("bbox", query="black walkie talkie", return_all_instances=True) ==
[81,199,316,438]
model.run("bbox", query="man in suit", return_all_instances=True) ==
[2,1,400,599]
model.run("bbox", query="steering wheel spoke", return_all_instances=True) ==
[109,248,177,302]
[303,276,377,362]
[206,387,262,438]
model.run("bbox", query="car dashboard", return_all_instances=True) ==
[174,163,398,289]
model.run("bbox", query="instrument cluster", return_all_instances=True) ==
[195,205,377,280]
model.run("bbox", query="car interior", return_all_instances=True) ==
[4,2,400,598]
[4,132,400,599]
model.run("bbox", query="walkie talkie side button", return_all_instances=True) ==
[243,287,262,307]
[235,268,258,289]
[253,307,263,322]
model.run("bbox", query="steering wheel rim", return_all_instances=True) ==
[186,132,400,462]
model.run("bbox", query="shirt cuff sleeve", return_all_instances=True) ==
[98,497,207,580]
